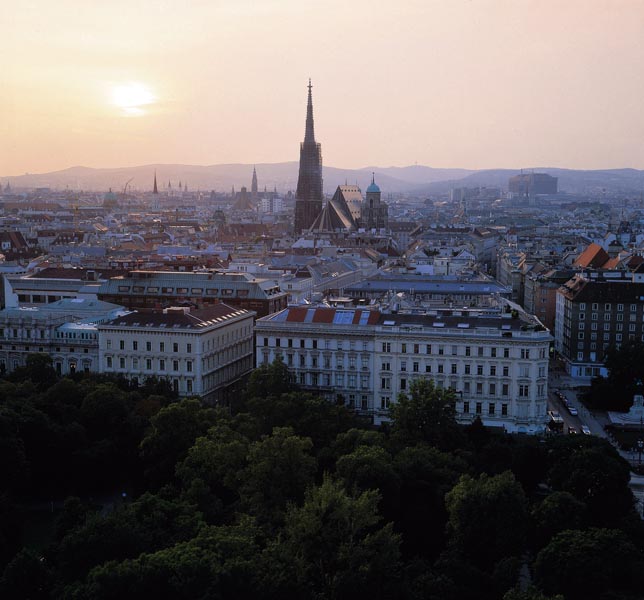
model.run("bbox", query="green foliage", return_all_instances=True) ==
[238,427,316,529]
[8,353,57,390]
[264,475,401,599]
[585,340,644,410]
[445,471,528,569]
[78,519,260,599]
[0,547,53,600]
[390,378,464,450]
[140,398,219,487]
[531,491,586,550]
[534,528,644,600]
[503,586,564,600]
[546,439,633,526]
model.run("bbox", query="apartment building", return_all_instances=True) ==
[256,305,551,433]
[99,304,255,402]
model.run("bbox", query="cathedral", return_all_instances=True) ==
[294,80,323,234]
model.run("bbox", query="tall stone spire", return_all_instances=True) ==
[304,78,315,144]
[294,79,323,234]
[153,171,158,194]
[251,166,258,199]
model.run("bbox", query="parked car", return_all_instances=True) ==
[568,426,578,434]
[581,425,592,435]
[567,406,578,416]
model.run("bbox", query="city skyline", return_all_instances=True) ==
[2,0,644,176]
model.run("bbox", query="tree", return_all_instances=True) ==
[445,471,528,569]
[77,519,260,599]
[585,340,644,410]
[9,353,57,390]
[389,379,464,450]
[393,445,468,559]
[503,587,564,600]
[531,491,586,550]
[533,528,644,600]
[263,475,401,600]
[139,399,219,487]
[0,548,53,600]
[238,427,316,529]
[546,444,633,526]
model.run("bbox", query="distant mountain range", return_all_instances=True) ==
[3,163,644,196]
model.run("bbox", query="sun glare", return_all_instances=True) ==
[111,82,156,116]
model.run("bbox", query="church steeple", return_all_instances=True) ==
[294,79,323,234]
[153,171,158,194]
[251,166,258,198]
[304,78,315,144]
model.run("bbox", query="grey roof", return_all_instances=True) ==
[345,276,511,295]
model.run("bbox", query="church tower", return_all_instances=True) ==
[251,166,258,200]
[294,80,323,234]
[153,171,158,194]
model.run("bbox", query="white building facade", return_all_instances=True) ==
[256,306,551,433]
[99,304,255,402]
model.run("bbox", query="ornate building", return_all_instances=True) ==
[361,174,389,231]
[294,80,323,234]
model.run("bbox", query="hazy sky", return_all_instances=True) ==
[2,0,644,175]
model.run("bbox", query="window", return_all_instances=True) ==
[519,384,529,397]
[146,359,152,370]
[476,382,483,395]
[159,359,165,371]
[107,339,112,349]
[437,364,444,373]
[132,341,138,350]
[312,340,318,349]
[464,382,471,393]
[106,357,112,368]
[119,357,125,369]
[503,348,510,358]
[579,303,586,310]
[503,366,509,377]
[381,378,391,390]
[381,362,391,371]
[488,403,495,415]
[465,364,471,375]
[186,380,193,393]
[119,340,125,350]
[186,360,193,372]
[463,401,470,414]
[173,343,179,352]
[502,383,509,396]
[489,383,496,395]
[451,363,458,374]
[187,343,192,353]
[438,346,444,355]
[501,403,508,416]
[477,365,483,376]
[413,362,419,372]
[426,344,432,354]
[160,342,165,352]
[381,397,390,409]
[173,360,179,371]
[425,365,431,373]
[382,342,391,353]
[491,347,497,358]
[401,343,407,353]
[465,346,471,356]
[146,341,151,351]
[617,303,624,311]
[592,303,598,310]
[476,402,482,415]
[520,349,530,359]
[490,365,496,376]
[413,344,419,354]
[400,361,407,372]
[478,347,484,357]
[400,378,407,390]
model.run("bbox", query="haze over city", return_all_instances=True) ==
[2,0,644,176]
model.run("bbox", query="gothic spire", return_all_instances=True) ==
[153,171,158,194]
[304,78,315,144]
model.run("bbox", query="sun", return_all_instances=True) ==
[111,82,156,116]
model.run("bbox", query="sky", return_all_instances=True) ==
[1,0,644,175]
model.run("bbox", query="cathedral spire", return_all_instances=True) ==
[153,171,158,194]
[304,78,315,144]
[251,166,258,198]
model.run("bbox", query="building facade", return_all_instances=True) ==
[555,271,644,379]
[99,304,255,403]
[98,270,287,317]
[256,306,551,433]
